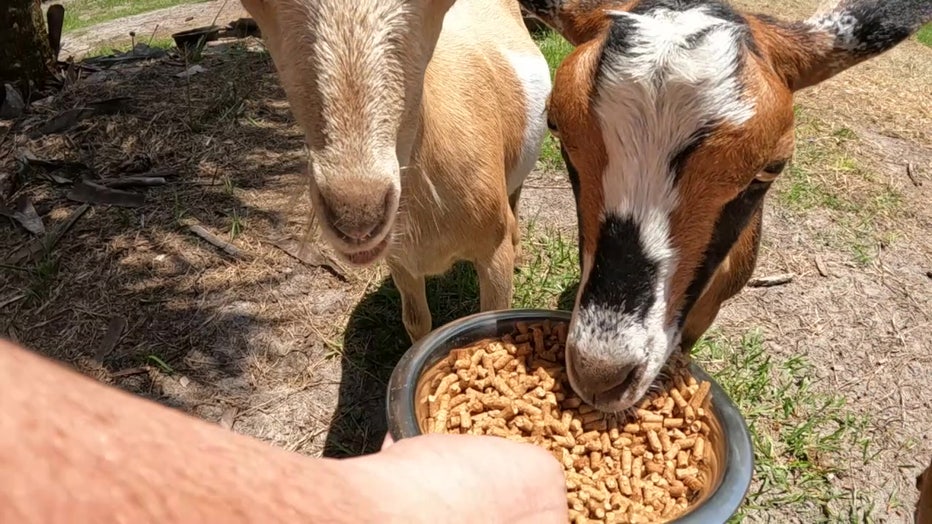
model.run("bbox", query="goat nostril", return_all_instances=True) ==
[599,364,640,400]
[568,347,641,402]
[323,186,395,244]
[334,219,380,242]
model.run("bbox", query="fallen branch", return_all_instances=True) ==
[110,366,150,378]
[0,293,26,310]
[906,163,922,187]
[186,219,246,259]
[95,316,127,360]
[67,180,145,207]
[266,236,347,281]
[101,176,167,189]
[747,273,794,288]
[814,256,830,277]
[2,204,89,265]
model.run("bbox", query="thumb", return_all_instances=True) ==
[380,433,394,451]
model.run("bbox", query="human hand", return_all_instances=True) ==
[349,433,568,523]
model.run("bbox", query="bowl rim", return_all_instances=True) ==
[386,308,754,523]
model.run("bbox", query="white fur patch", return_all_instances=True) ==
[567,300,680,409]
[503,50,552,196]
[807,10,860,50]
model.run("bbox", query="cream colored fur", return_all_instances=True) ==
[241,0,551,341]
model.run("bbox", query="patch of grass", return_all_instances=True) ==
[146,354,175,374]
[535,31,572,167]
[917,23,932,48]
[780,164,850,212]
[188,79,249,131]
[532,30,574,171]
[534,30,574,81]
[85,37,176,58]
[26,255,61,305]
[693,331,875,522]
[539,133,565,170]
[513,226,579,310]
[341,224,579,370]
[228,209,245,240]
[62,0,209,33]
[777,110,906,265]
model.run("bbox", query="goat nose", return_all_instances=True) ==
[333,215,381,242]
[567,348,639,400]
[321,184,396,243]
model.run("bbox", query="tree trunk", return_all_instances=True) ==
[0,0,54,95]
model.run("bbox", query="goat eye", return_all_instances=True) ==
[763,160,787,175]
[753,159,787,185]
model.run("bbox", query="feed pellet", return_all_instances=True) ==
[417,320,717,524]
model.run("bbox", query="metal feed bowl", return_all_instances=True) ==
[386,309,753,524]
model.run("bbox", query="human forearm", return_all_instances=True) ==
[0,339,375,524]
[0,338,567,523]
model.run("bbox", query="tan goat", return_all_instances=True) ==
[240,0,552,342]
[520,0,932,412]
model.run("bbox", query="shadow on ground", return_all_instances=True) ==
[324,261,581,457]
[0,42,328,421]
[324,262,485,457]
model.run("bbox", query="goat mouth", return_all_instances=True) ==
[340,237,389,266]
[591,368,645,413]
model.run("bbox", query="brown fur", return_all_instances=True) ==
[242,0,551,341]
[525,0,928,359]
[547,38,607,258]
[919,457,932,523]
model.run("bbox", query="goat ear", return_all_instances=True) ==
[519,0,623,45]
[766,1,932,91]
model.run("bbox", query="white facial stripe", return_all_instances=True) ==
[590,5,755,307]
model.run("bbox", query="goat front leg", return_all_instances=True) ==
[476,223,516,312]
[508,185,524,267]
[389,262,432,343]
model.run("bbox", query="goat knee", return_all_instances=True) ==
[477,238,515,312]
[402,300,432,342]
[391,265,431,343]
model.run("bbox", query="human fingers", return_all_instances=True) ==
[375,434,567,523]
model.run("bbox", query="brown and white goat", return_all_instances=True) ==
[918,457,932,523]
[519,0,932,412]
[240,0,552,341]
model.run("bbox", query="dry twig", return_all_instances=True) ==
[747,273,795,288]
[186,219,246,259]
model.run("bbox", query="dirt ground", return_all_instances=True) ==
[58,0,250,59]
[2,1,930,522]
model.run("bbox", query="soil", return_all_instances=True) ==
[1,1,930,522]
[58,0,250,59]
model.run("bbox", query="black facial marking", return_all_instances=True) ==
[561,146,584,265]
[678,180,771,326]
[684,25,717,47]
[517,0,562,19]
[671,125,715,182]
[829,1,932,58]
[600,12,641,57]
[762,160,787,175]
[579,215,659,322]
[630,0,745,26]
